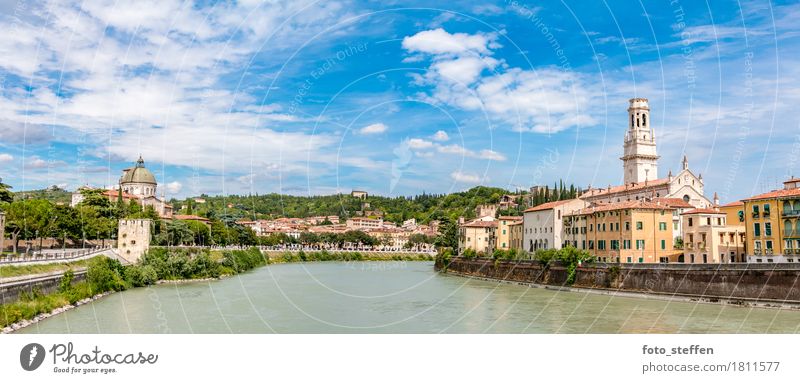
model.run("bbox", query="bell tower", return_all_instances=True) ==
[621,98,659,184]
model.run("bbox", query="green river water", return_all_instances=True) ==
[16,261,800,333]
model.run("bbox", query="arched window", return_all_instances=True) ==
[642,113,647,126]
[794,200,800,212]
[795,220,800,237]
[784,201,791,213]
[785,220,793,236]
[631,114,634,127]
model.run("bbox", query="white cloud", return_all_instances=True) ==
[403,29,596,134]
[0,0,358,184]
[360,123,388,135]
[407,138,434,149]
[166,181,183,194]
[0,153,13,163]
[478,149,506,161]
[401,28,498,55]
[450,171,482,184]
[432,130,449,141]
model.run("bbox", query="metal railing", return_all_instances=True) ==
[0,246,112,265]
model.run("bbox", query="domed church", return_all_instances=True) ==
[120,156,158,198]
[118,156,173,218]
[70,156,173,218]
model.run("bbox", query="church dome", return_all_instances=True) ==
[120,156,157,185]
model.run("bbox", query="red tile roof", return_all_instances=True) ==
[741,188,800,201]
[461,220,498,228]
[498,216,523,220]
[720,201,744,207]
[524,199,580,212]
[580,178,670,198]
[102,189,138,199]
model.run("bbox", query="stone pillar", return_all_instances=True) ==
[117,219,151,264]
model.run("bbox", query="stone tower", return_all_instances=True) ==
[117,219,151,264]
[621,98,659,184]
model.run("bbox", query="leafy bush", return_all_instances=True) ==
[86,257,128,294]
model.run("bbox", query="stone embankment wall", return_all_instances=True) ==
[437,258,800,305]
[0,270,87,305]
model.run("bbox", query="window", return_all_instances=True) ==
[611,240,619,250]
[706,217,711,225]
[766,240,773,249]
[753,205,760,216]
[627,257,632,263]
[754,223,761,237]
[636,221,643,230]
[702,254,707,263]
[764,204,771,216]
[765,223,772,236]
[688,217,693,227]
[623,240,631,249]
[598,240,606,250]
[659,222,667,231]
[638,257,644,263]
[625,222,630,231]
[636,239,645,249]
[661,239,666,250]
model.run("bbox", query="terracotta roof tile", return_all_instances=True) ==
[461,220,498,228]
[524,199,580,212]
[498,215,523,220]
[580,178,669,198]
[741,188,800,201]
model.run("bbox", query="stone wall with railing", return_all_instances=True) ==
[437,257,800,306]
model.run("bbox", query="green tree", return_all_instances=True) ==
[3,199,53,252]
[0,177,14,203]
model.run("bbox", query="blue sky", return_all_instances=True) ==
[0,0,798,202]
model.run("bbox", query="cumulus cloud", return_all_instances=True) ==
[402,28,498,55]
[432,130,449,141]
[404,137,505,161]
[0,153,13,163]
[402,29,596,134]
[0,0,363,186]
[406,138,435,149]
[359,123,388,135]
[450,171,482,184]
[166,181,183,194]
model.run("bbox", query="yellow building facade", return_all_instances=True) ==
[742,178,800,263]
[496,216,522,250]
[578,201,677,263]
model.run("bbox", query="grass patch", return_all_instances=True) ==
[0,259,90,279]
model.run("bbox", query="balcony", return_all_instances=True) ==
[764,211,771,217]
[752,211,760,218]
[696,242,707,251]
[686,243,694,250]
[765,248,774,255]
[754,249,763,255]
[783,209,800,217]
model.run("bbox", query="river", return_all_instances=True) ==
[16,261,800,333]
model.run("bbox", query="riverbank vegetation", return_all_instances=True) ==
[452,247,594,285]
[0,248,266,329]
[270,250,433,263]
